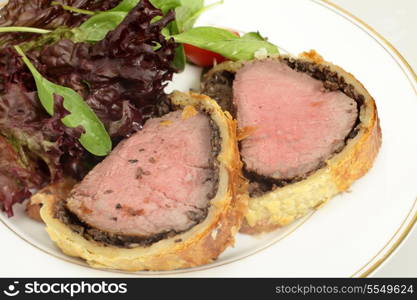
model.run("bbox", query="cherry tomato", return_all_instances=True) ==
[184,29,240,68]
[183,44,227,67]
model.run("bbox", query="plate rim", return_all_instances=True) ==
[315,0,417,278]
[0,0,416,277]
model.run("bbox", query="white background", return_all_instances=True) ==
[332,0,417,278]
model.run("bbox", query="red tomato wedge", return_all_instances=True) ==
[183,44,227,67]
[184,30,240,68]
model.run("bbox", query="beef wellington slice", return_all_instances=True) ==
[201,50,381,234]
[40,92,246,271]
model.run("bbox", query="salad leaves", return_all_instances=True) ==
[171,27,279,61]
[175,0,223,32]
[0,0,277,63]
[0,0,121,46]
[0,0,177,216]
[0,136,42,217]
[72,0,140,42]
[72,0,216,70]
[0,0,280,218]
[74,11,128,42]
[14,46,112,157]
[110,0,141,12]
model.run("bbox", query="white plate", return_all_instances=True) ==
[1,0,417,277]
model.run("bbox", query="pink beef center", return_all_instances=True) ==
[67,111,215,236]
[233,60,358,180]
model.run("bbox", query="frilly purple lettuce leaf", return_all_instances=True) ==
[0,0,176,216]
[0,0,122,47]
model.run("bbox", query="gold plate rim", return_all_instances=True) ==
[315,0,417,278]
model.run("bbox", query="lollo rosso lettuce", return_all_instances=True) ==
[0,135,42,217]
[0,46,86,215]
[32,0,176,139]
[0,0,177,216]
[0,0,122,46]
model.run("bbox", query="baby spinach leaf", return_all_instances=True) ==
[110,0,141,12]
[150,0,182,14]
[174,0,204,32]
[72,0,144,42]
[242,31,267,41]
[73,0,178,43]
[14,46,112,156]
[171,27,279,61]
[73,11,127,42]
[176,0,223,32]
[172,42,186,70]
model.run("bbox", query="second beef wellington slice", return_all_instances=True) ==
[40,92,247,271]
[202,50,381,234]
